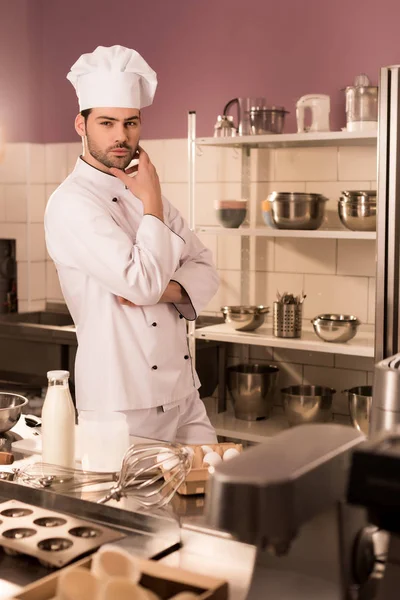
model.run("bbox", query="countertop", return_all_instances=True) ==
[0,424,354,600]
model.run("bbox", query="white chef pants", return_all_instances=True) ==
[120,390,217,444]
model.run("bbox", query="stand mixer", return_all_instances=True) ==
[205,353,400,599]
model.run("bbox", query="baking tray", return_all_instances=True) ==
[0,499,125,567]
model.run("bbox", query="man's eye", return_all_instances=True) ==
[100,121,112,126]
[126,121,138,127]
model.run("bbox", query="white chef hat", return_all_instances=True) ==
[67,45,157,111]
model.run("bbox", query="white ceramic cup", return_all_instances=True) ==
[78,411,130,472]
[56,567,99,600]
[90,544,141,583]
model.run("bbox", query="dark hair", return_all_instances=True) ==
[80,108,92,123]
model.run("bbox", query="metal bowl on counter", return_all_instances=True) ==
[221,305,269,332]
[344,385,372,435]
[281,385,334,426]
[0,393,28,433]
[262,192,328,230]
[338,190,376,231]
[311,314,360,343]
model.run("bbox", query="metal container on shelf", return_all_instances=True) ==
[221,305,269,332]
[227,364,279,421]
[273,301,303,338]
[338,190,376,231]
[343,385,372,435]
[263,192,328,230]
[248,106,289,135]
[282,385,335,426]
[311,314,360,343]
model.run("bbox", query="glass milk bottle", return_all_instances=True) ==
[41,370,75,468]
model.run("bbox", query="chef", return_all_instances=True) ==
[45,45,219,443]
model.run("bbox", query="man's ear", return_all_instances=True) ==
[75,114,86,138]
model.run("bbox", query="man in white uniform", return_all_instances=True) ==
[45,45,219,443]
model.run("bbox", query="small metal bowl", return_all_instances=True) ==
[311,314,360,343]
[338,191,376,231]
[0,393,28,433]
[221,305,269,332]
[343,385,372,435]
[281,385,334,426]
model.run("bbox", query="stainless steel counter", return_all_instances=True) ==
[0,475,257,599]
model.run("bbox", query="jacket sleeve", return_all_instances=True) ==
[45,191,185,306]
[165,199,219,321]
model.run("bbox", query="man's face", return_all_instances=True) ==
[82,107,141,170]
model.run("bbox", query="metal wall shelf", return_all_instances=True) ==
[195,323,374,358]
[197,131,377,149]
[196,226,376,240]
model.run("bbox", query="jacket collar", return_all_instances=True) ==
[73,156,127,194]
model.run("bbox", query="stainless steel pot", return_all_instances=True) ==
[343,385,372,435]
[227,363,279,421]
[338,190,376,231]
[281,385,334,426]
[263,192,328,230]
[249,106,289,135]
[311,314,360,343]
[221,305,269,332]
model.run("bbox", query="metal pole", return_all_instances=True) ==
[375,66,400,362]
[375,67,389,362]
[187,111,196,364]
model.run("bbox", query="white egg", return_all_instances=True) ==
[201,445,214,455]
[156,451,179,471]
[202,451,222,467]
[223,448,241,461]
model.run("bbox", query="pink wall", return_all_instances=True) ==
[0,0,44,142]
[2,0,400,142]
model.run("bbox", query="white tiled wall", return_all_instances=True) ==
[0,139,377,421]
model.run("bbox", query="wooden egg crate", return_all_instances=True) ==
[166,443,243,496]
[13,553,229,600]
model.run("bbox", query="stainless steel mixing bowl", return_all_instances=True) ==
[311,314,360,343]
[338,190,376,231]
[264,192,328,230]
[0,393,28,433]
[221,305,269,332]
[281,385,334,426]
[228,363,279,420]
[343,385,372,435]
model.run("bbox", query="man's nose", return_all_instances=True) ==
[114,124,128,143]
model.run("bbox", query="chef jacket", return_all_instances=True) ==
[44,158,219,411]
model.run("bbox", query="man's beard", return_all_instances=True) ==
[86,135,136,170]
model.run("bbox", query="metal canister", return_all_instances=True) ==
[273,301,303,338]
